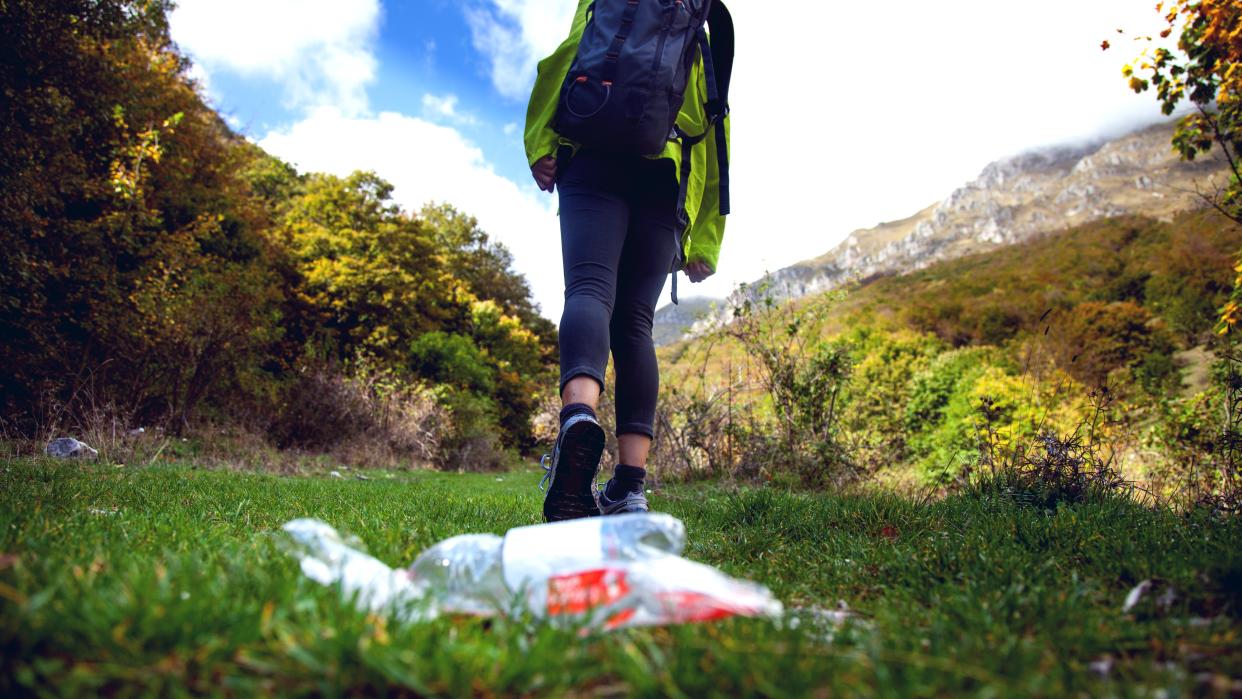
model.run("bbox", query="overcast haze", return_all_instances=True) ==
[170,0,1172,320]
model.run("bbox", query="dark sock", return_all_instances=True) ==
[559,403,596,425]
[606,463,646,499]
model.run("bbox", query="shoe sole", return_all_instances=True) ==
[542,418,606,522]
[597,490,650,516]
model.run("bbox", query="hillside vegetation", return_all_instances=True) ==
[656,210,1242,502]
[0,0,556,468]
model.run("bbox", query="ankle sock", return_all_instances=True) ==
[559,403,596,425]
[606,463,646,499]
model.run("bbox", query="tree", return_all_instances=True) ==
[1111,1,1242,332]
[0,0,288,429]
[281,172,467,360]
[419,203,557,352]
[1116,1,1240,222]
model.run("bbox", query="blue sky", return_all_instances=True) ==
[170,0,1173,321]
[185,1,536,184]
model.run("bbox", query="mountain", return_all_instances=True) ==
[650,296,718,346]
[652,120,1230,345]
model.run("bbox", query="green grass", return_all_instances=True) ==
[1,459,1239,697]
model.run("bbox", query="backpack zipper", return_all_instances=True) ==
[650,1,680,75]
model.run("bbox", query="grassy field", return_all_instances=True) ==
[1,458,1239,697]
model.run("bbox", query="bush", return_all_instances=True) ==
[914,362,1093,486]
[904,347,994,480]
[269,361,444,468]
[839,329,943,468]
[409,332,495,395]
[434,388,507,472]
[1048,301,1177,393]
[967,387,1130,508]
[717,284,860,487]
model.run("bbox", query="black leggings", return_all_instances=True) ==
[557,149,679,439]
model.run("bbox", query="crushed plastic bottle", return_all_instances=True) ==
[282,518,425,615]
[282,513,782,630]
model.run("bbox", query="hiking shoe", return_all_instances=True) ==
[539,412,605,521]
[596,481,650,515]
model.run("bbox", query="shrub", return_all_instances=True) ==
[967,387,1130,508]
[915,362,1093,486]
[904,347,994,479]
[1048,301,1177,393]
[839,329,943,467]
[268,361,444,468]
[1144,343,1242,512]
[434,388,506,472]
[720,284,859,487]
[409,331,495,395]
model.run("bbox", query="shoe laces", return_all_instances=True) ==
[538,452,552,491]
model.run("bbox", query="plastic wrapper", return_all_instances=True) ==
[282,513,782,630]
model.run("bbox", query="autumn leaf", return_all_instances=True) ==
[1101,40,1111,50]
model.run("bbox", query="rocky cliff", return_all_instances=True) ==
[653,120,1229,345]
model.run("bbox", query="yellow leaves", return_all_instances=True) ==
[1219,301,1241,335]
[108,107,183,200]
[260,600,275,635]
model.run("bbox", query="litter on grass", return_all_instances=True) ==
[283,513,783,631]
[1122,578,1177,614]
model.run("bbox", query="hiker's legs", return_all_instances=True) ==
[557,150,630,409]
[560,376,600,411]
[608,157,678,466]
[617,434,652,466]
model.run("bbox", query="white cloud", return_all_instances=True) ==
[466,0,577,101]
[503,122,519,136]
[691,0,1173,299]
[422,93,479,125]
[258,107,566,319]
[459,0,1175,303]
[169,0,381,115]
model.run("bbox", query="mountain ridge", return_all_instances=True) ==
[653,120,1230,345]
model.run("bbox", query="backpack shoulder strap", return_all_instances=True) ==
[706,1,733,217]
[707,1,734,108]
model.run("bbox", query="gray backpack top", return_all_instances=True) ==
[554,0,734,303]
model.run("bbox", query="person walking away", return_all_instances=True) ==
[525,0,734,521]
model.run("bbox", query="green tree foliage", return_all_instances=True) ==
[410,331,496,395]
[889,214,1239,353]
[0,0,556,460]
[282,172,463,359]
[660,211,1241,489]
[0,0,285,428]
[840,328,943,465]
[420,203,557,351]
